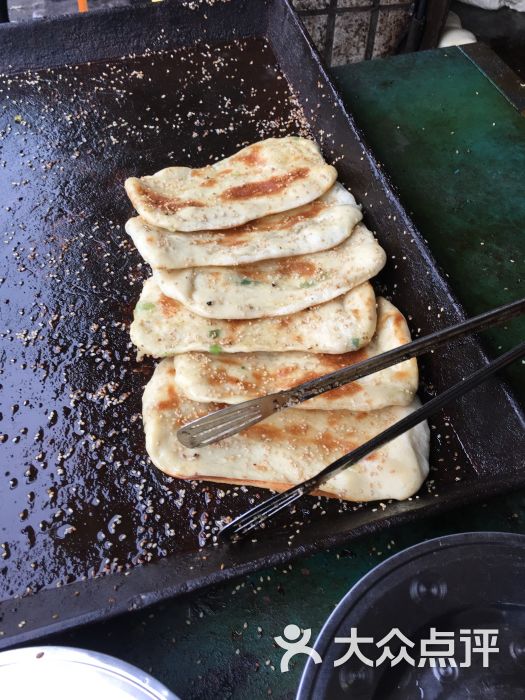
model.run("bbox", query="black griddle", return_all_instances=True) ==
[0,0,523,648]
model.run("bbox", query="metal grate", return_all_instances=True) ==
[294,0,415,66]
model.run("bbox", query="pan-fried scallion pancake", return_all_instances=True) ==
[125,183,362,269]
[143,360,430,502]
[130,278,377,358]
[173,298,418,411]
[154,224,386,319]
[125,137,337,232]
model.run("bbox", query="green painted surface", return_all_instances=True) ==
[334,47,525,400]
[52,495,525,699]
[45,48,524,699]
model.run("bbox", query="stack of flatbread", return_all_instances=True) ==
[125,137,429,502]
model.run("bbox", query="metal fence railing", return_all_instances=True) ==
[293,0,450,66]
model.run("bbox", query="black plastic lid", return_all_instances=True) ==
[297,532,525,700]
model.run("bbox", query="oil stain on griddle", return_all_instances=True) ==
[0,37,463,601]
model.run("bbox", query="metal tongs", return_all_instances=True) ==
[177,298,525,541]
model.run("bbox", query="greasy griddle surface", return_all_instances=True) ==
[0,37,465,600]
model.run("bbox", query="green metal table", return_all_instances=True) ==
[45,46,525,699]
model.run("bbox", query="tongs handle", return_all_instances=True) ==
[286,297,525,406]
[221,340,525,541]
[178,297,525,449]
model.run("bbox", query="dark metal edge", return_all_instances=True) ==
[2,476,523,651]
[460,42,525,114]
[0,0,267,74]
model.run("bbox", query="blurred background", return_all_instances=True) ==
[296,0,524,78]
[2,0,524,78]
